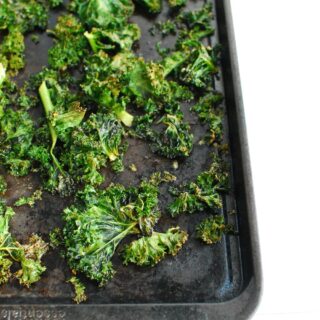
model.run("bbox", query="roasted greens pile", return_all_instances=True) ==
[0,0,234,303]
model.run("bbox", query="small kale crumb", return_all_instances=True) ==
[0,175,7,195]
[31,35,40,44]
[156,42,170,57]
[196,216,233,245]
[49,227,63,249]
[48,0,64,8]
[150,20,176,38]
[14,189,42,208]
[129,164,137,172]
[68,276,87,304]
[172,160,179,170]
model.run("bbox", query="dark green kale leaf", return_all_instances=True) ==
[85,24,141,53]
[82,52,134,126]
[151,20,176,37]
[62,174,164,285]
[196,216,232,245]
[48,0,64,8]
[128,59,191,116]
[122,227,188,266]
[191,92,224,144]
[168,155,229,217]
[48,14,89,70]
[177,3,215,41]
[180,42,219,89]
[134,0,162,13]
[147,114,193,159]
[70,0,134,28]
[0,203,48,287]
[0,107,34,176]
[37,79,86,194]
[63,113,127,184]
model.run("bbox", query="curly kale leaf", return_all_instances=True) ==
[68,276,87,304]
[48,14,89,70]
[0,176,7,195]
[180,43,218,88]
[0,0,49,74]
[62,174,165,284]
[122,227,188,267]
[38,79,86,180]
[85,24,140,53]
[0,107,34,176]
[0,28,25,75]
[191,92,224,144]
[14,234,49,287]
[168,0,186,8]
[147,114,193,159]
[196,216,232,245]
[0,203,48,287]
[14,189,42,208]
[134,0,162,13]
[48,0,64,8]
[0,0,48,33]
[128,60,191,117]
[64,113,127,184]
[177,3,215,41]
[168,155,229,217]
[70,0,134,28]
[82,52,134,126]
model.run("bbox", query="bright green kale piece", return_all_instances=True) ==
[0,107,34,177]
[48,14,89,70]
[135,0,162,13]
[70,0,134,28]
[63,113,127,184]
[0,176,7,195]
[0,0,50,74]
[128,59,191,118]
[38,78,86,193]
[0,28,25,75]
[196,216,232,245]
[48,0,64,8]
[0,202,48,287]
[0,0,48,33]
[191,92,224,144]
[0,64,33,176]
[62,174,167,285]
[49,227,63,249]
[14,234,49,287]
[68,276,87,304]
[147,114,193,159]
[85,24,141,53]
[122,227,188,267]
[82,52,134,126]
[14,189,43,208]
[168,156,229,217]
[168,0,186,8]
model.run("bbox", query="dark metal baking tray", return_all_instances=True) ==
[0,0,262,319]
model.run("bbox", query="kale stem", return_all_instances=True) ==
[39,81,65,175]
[84,31,98,53]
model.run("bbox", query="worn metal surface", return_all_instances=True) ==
[0,0,261,319]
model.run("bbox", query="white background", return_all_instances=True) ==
[229,1,320,319]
